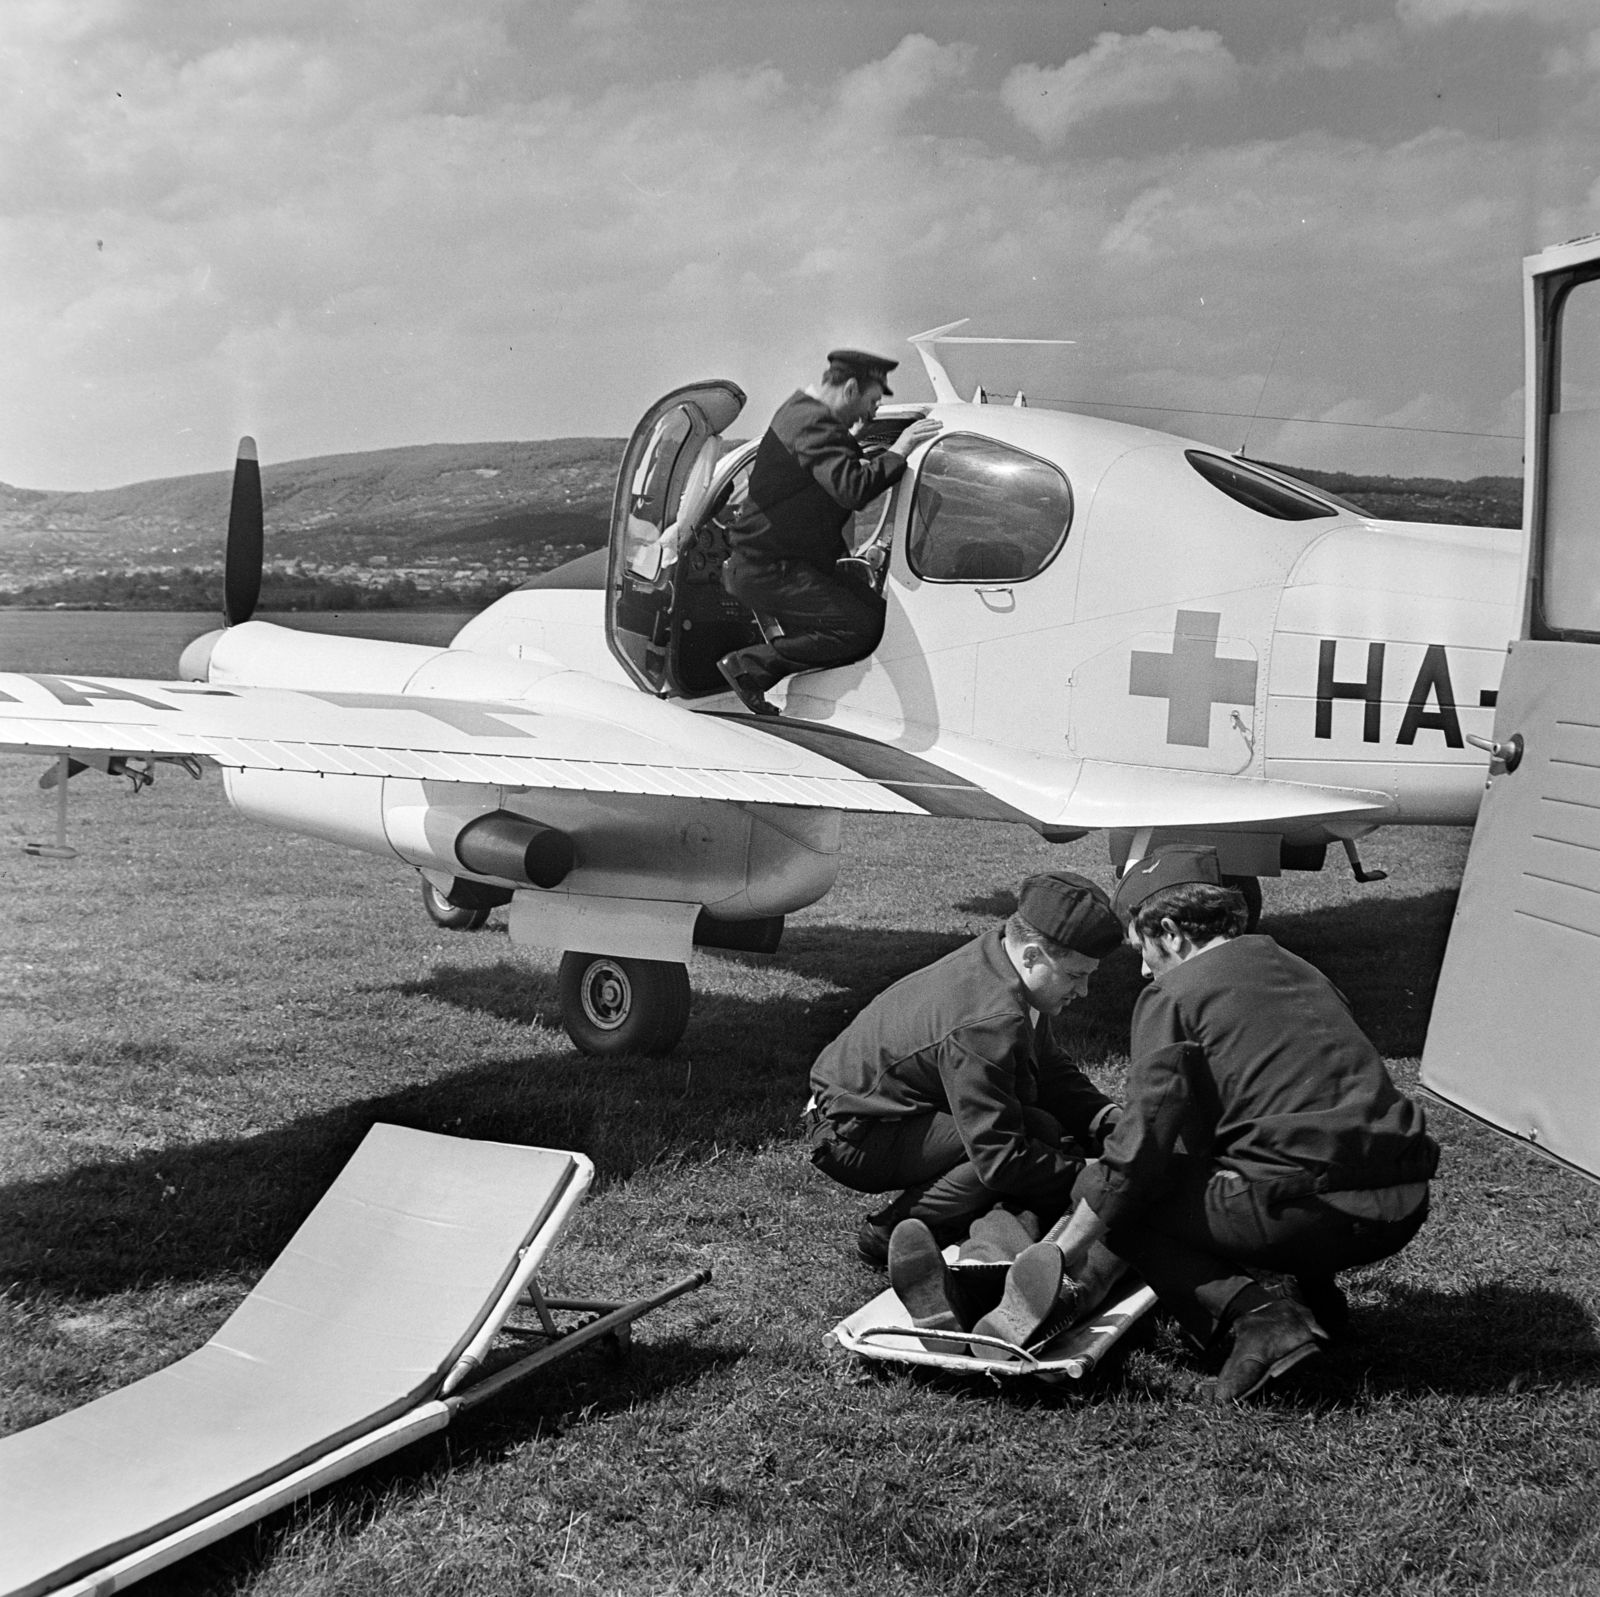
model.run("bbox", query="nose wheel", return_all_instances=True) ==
[557,952,692,1057]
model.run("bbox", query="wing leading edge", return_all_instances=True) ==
[0,673,931,815]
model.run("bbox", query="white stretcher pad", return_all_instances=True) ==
[0,1124,704,1597]
[828,1254,1158,1383]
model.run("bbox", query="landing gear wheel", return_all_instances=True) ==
[1222,874,1263,933]
[557,952,692,1058]
[420,877,491,932]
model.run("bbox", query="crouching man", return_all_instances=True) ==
[971,845,1438,1399]
[803,872,1125,1268]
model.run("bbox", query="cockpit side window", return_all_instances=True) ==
[906,436,1073,583]
[1185,451,1340,520]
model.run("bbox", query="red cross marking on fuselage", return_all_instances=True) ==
[1127,610,1258,748]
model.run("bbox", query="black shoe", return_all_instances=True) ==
[717,654,779,717]
[1212,1300,1324,1403]
[1295,1275,1351,1342]
[888,1220,964,1351]
[857,1215,893,1270]
[946,1259,1010,1327]
[972,1242,1084,1357]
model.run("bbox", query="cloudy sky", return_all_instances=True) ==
[4,0,1597,490]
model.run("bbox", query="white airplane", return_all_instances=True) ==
[1,326,1523,1059]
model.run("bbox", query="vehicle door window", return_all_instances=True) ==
[1543,273,1600,635]
[906,436,1073,583]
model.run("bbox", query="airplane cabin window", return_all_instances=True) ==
[1185,451,1340,520]
[906,436,1073,583]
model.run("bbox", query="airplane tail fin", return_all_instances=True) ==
[907,324,1077,407]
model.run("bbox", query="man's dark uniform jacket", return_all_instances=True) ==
[731,391,908,565]
[1076,934,1438,1228]
[811,928,1116,1197]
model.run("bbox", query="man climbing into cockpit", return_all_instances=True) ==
[716,349,940,717]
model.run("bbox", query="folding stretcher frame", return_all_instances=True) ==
[0,1125,710,1597]
[828,1253,1158,1384]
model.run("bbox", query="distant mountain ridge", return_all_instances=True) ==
[0,438,626,587]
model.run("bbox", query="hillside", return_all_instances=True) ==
[0,438,625,601]
[1258,462,1522,528]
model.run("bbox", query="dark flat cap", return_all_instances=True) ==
[1016,870,1123,958]
[827,348,898,396]
[1111,845,1222,925]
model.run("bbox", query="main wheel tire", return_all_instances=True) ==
[557,952,692,1058]
[420,877,492,932]
[1222,874,1263,933]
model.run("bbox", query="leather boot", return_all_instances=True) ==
[1212,1299,1325,1403]
[887,1220,964,1353]
[972,1243,1085,1356]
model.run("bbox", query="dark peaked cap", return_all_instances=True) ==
[1015,871,1123,958]
[827,348,897,396]
[1111,844,1223,925]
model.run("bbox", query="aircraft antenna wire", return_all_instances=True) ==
[1018,396,1518,442]
[1240,331,1287,458]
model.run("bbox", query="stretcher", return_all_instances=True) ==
[0,1124,710,1597]
[827,1253,1157,1383]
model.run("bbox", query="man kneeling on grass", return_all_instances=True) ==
[893,845,1439,1400]
[803,872,1125,1270]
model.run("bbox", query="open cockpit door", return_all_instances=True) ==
[607,380,764,698]
[1421,234,1600,1179]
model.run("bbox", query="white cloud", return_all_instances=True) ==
[1546,28,1600,75]
[570,0,637,33]
[1002,28,1239,148]
[1398,0,1594,25]
[0,7,1580,487]
[1297,22,1399,71]
[835,33,974,127]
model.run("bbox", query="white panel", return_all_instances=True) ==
[1423,640,1600,1178]
[509,893,699,961]
[223,768,397,859]
[206,621,445,693]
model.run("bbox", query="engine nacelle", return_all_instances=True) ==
[454,810,575,889]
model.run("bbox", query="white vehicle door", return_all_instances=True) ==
[607,380,754,698]
[1421,235,1600,1180]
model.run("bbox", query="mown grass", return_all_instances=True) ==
[4,651,1600,1592]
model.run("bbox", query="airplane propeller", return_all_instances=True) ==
[223,436,263,626]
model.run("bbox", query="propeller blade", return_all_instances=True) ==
[223,435,263,626]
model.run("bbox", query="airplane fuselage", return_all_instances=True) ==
[457,401,1518,878]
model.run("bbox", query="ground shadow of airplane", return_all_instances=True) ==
[0,891,1463,1303]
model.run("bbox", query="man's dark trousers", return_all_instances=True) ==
[809,1106,1079,1235]
[1103,1157,1429,1346]
[722,551,885,692]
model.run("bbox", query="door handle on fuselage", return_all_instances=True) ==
[974,586,1015,613]
[1465,732,1524,773]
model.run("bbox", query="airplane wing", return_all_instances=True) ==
[1,671,1391,830]
[0,672,940,814]
[715,712,1393,832]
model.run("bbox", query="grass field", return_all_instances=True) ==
[4,637,1600,1593]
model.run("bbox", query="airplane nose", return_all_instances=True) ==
[178,628,225,681]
